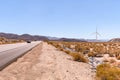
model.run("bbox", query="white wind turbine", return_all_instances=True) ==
[93,27,101,40]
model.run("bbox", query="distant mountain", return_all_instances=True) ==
[47,37,59,40]
[19,34,48,41]
[0,33,48,41]
[87,39,108,42]
[0,32,86,42]
[109,38,120,42]
[58,38,86,42]
[0,33,19,39]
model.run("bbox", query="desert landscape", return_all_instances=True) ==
[0,41,93,80]
[0,0,120,80]
[0,37,23,44]
[46,41,120,80]
[0,38,120,80]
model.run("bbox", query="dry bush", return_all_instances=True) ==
[63,50,71,54]
[70,52,88,63]
[59,48,64,51]
[47,41,54,45]
[46,41,120,63]
[96,63,120,80]
[103,59,109,63]
[88,52,96,57]
[109,59,116,63]
[117,56,120,60]
[109,52,114,57]
[0,37,24,44]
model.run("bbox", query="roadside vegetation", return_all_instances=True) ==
[45,40,120,80]
[46,41,120,60]
[96,63,120,80]
[0,37,24,44]
[46,41,89,63]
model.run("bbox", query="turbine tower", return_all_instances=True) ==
[95,27,101,40]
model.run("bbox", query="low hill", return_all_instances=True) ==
[58,38,86,42]
[109,38,120,42]
[0,32,87,42]
[0,37,23,44]
[0,33,49,41]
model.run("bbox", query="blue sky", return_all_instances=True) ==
[0,0,120,39]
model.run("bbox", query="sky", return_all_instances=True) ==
[0,0,120,39]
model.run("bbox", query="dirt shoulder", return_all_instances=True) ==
[0,42,93,80]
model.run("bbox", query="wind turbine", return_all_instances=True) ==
[93,27,101,40]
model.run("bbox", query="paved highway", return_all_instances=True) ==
[0,41,41,70]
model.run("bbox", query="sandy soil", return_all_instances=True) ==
[0,42,93,80]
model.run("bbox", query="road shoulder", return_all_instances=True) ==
[0,42,93,80]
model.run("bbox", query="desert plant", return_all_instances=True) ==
[109,53,114,57]
[96,63,120,80]
[88,52,96,57]
[59,48,64,51]
[63,50,71,54]
[109,59,116,63]
[70,52,88,63]
[103,59,109,63]
[47,41,120,64]
[117,56,120,60]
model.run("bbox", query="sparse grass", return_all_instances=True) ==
[59,48,64,51]
[96,63,120,80]
[103,59,109,63]
[69,52,88,63]
[109,59,116,63]
[117,56,120,60]
[46,41,120,64]
[46,41,120,80]
[109,53,114,57]
[88,52,96,57]
[63,50,71,54]
[0,37,24,44]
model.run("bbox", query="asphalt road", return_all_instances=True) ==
[0,41,41,70]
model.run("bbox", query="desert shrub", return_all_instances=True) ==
[117,56,120,60]
[109,53,114,57]
[114,52,120,58]
[109,59,116,63]
[43,40,49,42]
[47,41,54,45]
[59,48,64,51]
[54,44,60,48]
[96,63,120,80]
[70,52,88,63]
[63,50,71,54]
[88,52,96,57]
[103,59,109,63]
[47,41,120,64]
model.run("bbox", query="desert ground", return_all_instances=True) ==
[0,42,93,80]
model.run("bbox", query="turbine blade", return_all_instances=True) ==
[96,32,101,36]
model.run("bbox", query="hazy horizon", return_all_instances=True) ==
[0,32,111,40]
[0,0,120,39]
